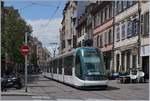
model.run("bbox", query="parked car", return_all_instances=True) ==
[1,73,23,91]
[107,71,120,80]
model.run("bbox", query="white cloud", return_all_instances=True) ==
[27,18,62,54]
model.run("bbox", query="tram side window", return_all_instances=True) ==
[75,54,82,79]
[53,60,57,74]
[64,55,73,75]
[50,62,52,73]
[46,64,48,72]
[58,58,62,74]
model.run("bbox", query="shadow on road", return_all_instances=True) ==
[44,76,120,91]
[77,86,120,91]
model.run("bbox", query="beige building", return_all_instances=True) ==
[113,1,149,78]
[60,1,77,54]
[92,1,114,71]
[140,1,149,78]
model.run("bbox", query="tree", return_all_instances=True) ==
[1,6,32,67]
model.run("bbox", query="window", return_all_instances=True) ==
[127,20,132,38]
[94,12,100,27]
[102,34,105,46]
[53,60,57,73]
[108,29,112,44]
[98,11,101,25]
[132,16,138,36]
[116,1,122,13]
[103,8,105,23]
[62,40,65,48]
[94,15,96,27]
[50,62,52,73]
[123,1,128,9]
[100,36,102,47]
[97,35,99,47]
[64,55,73,75]
[132,55,137,68]
[75,51,83,79]
[109,4,112,18]
[105,7,107,20]
[105,32,108,46]
[116,1,119,14]
[107,6,109,19]
[58,58,62,74]
[121,22,126,40]
[101,10,103,23]
[128,1,134,7]
[144,12,149,35]
[116,25,120,41]
[141,15,144,35]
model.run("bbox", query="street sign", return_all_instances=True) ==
[20,45,29,56]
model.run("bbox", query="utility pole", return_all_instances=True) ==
[25,32,28,92]
[2,0,8,75]
[138,1,142,69]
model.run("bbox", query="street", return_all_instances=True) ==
[1,74,149,100]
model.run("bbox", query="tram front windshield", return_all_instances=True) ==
[82,50,106,80]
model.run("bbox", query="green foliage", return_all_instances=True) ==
[31,52,38,65]
[1,6,32,64]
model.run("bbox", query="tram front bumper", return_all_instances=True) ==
[83,80,108,86]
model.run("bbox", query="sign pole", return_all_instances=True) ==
[25,32,28,92]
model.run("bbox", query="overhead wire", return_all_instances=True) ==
[19,3,34,11]
[18,1,62,52]
[20,1,61,28]
[29,2,58,7]
[44,2,61,27]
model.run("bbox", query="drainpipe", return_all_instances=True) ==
[112,1,115,72]
[138,1,142,70]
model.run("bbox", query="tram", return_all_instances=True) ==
[43,47,108,88]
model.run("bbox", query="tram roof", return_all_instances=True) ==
[51,47,97,60]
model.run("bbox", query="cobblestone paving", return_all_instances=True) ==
[1,74,149,100]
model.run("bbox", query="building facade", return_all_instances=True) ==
[113,1,149,77]
[92,1,114,71]
[60,1,149,77]
[140,1,149,78]
[60,1,77,54]
[76,2,95,47]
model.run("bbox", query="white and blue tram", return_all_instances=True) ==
[43,47,108,88]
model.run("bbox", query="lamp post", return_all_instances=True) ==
[49,42,58,58]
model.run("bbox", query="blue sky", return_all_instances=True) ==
[5,0,66,20]
[5,0,67,55]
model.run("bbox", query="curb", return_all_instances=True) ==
[1,92,38,96]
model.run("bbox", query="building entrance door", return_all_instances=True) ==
[142,56,149,79]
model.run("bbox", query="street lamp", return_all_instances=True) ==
[49,42,58,58]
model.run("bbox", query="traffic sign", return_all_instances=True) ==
[20,45,29,56]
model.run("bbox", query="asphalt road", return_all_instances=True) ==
[1,74,149,100]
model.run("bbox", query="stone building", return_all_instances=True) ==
[60,1,90,54]
[59,1,77,54]
[140,1,149,78]
[92,1,114,71]
[113,1,149,76]
[76,2,95,47]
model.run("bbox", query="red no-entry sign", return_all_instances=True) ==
[20,45,29,56]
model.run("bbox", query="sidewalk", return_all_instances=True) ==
[1,87,38,96]
[1,74,41,96]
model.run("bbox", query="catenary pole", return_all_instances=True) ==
[25,32,28,92]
